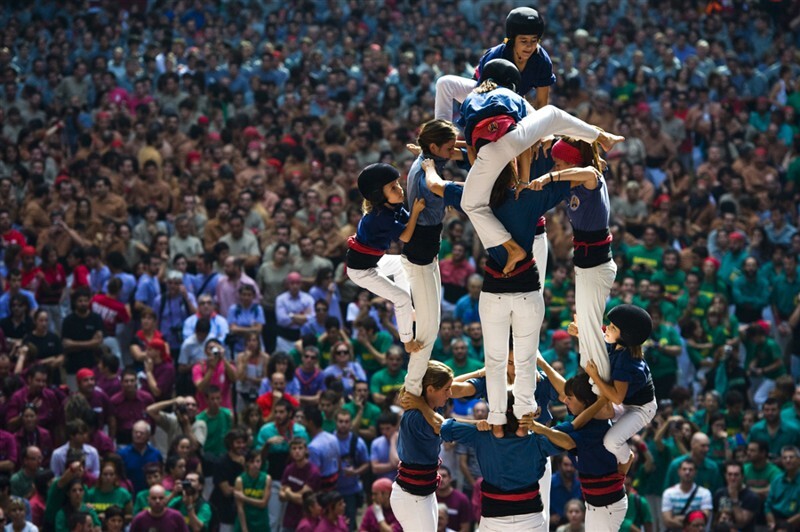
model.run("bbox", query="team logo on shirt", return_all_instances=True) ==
[569,195,580,211]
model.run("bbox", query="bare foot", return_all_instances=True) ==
[501,239,526,275]
[404,339,423,353]
[617,450,635,475]
[491,424,504,439]
[596,130,625,152]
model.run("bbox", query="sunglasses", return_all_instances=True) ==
[335,349,350,355]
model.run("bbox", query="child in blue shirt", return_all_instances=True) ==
[345,163,425,354]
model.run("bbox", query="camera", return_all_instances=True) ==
[181,480,192,490]
[176,403,188,414]
[211,347,222,357]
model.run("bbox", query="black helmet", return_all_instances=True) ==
[506,7,544,40]
[482,59,522,93]
[607,304,653,346]
[357,163,399,204]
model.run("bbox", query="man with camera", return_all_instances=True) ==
[192,339,236,411]
[167,472,212,532]
[146,394,206,455]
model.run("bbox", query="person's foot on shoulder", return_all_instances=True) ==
[404,339,423,353]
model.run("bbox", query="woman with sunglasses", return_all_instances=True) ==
[321,341,366,398]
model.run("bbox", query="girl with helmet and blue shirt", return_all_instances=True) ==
[345,163,426,354]
[435,7,555,121]
[583,304,658,474]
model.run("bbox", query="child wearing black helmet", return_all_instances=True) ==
[434,7,555,121]
[583,304,657,474]
[345,163,426,354]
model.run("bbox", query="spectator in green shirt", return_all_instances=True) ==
[719,232,749,286]
[168,477,213,532]
[464,321,485,362]
[606,276,636,317]
[744,323,787,408]
[622,475,653,532]
[343,380,380,442]
[677,272,712,322]
[318,390,342,433]
[430,318,456,362]
[765,446,800,530]
[642,281,680,324]
[627,225,664,283]
[369,347,407,406]
[133,463,177,514]
[699,257,728,301]
[683,319,716,389]
[651,248,685,303]
[733,257,770,324]
[544,263,572,327]
[643,306,682,401]
[352,317,393,375]
[743,440,783,501]
[443,338,482,378]
[664,432,722,493]
[86,460,134,521]
[772,253,800,331]
[748,398,800,460]
[195,386,233,462]
[541,330,579,380]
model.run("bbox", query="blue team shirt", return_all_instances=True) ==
[477,43,556,96]
[609,344,653,402]
[456,87,528,146]
[554,418,617,476]
[407,154,469,228]
[104,272,137,304]
[490,184,570,266]
[397,409,441,465]
[462,373,558,423]
[441,419,561,490]
[308,431,340,477]
[354,204,409,251]
[566,175,611,232]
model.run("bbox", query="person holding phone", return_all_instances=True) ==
[192,339,236,411]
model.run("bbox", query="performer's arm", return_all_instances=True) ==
[529,421,576,450]
[537,353,566,396]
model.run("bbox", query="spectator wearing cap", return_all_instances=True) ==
[699,258,726,300]
[73,368,115,439]
[118,421,163,495]
[275,272,315,353]
[542,330,579,379]
[182,293,228,346]
[111,368,154,445]
[141,338,176,401]
[61,288,104,389]
[155,270,197,354]
[50,420,101,479]
[732,257,770,324]
[359,476,399,532]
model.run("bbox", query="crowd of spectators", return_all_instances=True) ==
[0,0,799,531]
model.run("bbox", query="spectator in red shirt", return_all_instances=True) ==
[36,244,67,333]
[94,349,122,398]
[19,246,40,292]
[90,277,131,361]
[14,403,54,466]
[0,208,25,247]
[6,365,63,441]
[141,338,176,401]
[111,368,154,445]
[256,371,300,419]
[439,241,476,307]
[73,368,115,438]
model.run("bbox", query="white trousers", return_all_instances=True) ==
[390,483,438,532]
[575,261,616,392]
[461,106,600,249]
[539,455,552,530]
[434,75,477,121]
[480,290,543,425]
[401,256,441,396]
[585,496,628,531]
[532,232,548,290]
[347,254,415,342]
[480,511,546,531]
[604,399,657,464]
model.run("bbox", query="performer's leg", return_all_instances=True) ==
[539,456,552,530]
[434,75,477,121]
[510,291,543,421]
[347,260,414,343]
[603,400,657,464]
[390,485,438,531]
[402,256,442,396]
[532,231,548,291]
[575,261,616,392]
[479,291,512,426]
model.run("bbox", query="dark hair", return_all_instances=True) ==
[563,373,598,408]
[377,411,399,427]
[34,469,55,498]
[417,119,459,156]
[303,406,324,429]
[104,505,125,522]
